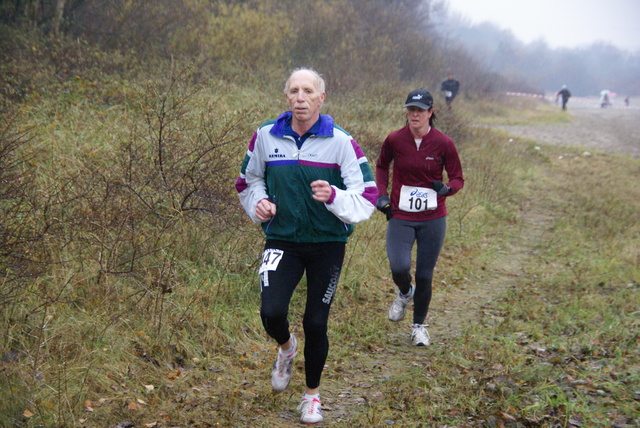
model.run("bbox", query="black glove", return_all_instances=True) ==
[376,195,392,221]
[431,180,450,196]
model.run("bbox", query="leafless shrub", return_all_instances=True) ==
[0,111,48,306]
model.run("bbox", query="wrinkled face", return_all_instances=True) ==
[285,70,326,125]
[406,106,432,131]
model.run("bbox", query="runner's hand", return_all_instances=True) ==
[310,180,332,203]
[376,195,392,221]
[431,181,450,195]
[256,198,276,222]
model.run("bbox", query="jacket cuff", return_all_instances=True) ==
[326,187,337,204]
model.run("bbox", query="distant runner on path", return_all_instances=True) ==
[556,85,572,111]
[440,73,460,107]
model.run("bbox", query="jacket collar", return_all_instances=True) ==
[270,111,335,138]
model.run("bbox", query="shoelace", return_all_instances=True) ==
[301,398,321,414]
[275,341,296,372]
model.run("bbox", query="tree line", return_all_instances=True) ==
[7,0,635,97]
[1,0,536,96]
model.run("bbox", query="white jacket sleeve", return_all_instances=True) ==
[236,133,269,223]
[324,140,377,224]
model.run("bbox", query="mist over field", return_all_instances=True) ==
[1,1,639,426]
[436,7,640,97]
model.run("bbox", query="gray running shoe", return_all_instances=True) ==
[388,285,414,321]
[411,324,430,346]
[271,334,297,392]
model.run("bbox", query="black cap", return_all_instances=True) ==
[403,89,433,110]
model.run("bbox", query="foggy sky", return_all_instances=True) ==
[445,0,640,51]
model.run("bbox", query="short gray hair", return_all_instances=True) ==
[284,67,326,94]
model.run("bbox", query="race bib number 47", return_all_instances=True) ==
[259,249,284,274]
[398,185,437,212]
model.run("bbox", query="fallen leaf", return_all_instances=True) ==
[500,411,516,421]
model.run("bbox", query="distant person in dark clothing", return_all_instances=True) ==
[624,97,630,107]
[556,85,571,111]
[440,74,460,107]
[600,90,612,108]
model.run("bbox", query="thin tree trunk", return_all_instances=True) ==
[52,0,66,37]
[25,0,41,29]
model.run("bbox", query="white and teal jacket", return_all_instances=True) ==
[235,111,377,243]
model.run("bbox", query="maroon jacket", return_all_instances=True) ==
[375,125,464,221]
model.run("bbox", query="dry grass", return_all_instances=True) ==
[1,58,639,428]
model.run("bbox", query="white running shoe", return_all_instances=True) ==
[297,396,323,424]
[271,334,297,392]
[388,285,414,321]
[411,324,430,346]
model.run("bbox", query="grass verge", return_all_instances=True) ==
[1,88,638,427]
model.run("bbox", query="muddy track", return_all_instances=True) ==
[306,186,558,426]
[243,104,639,426]
[494,97,640,159]
[321,103,640,426]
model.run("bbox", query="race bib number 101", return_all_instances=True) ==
[398,185,437,212]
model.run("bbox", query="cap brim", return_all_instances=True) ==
[403,102,432,109]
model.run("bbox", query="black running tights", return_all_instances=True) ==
[259,239,345,390]
[385,216,446,325]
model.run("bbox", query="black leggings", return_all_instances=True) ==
[386,216,446,324]
[260,239,345,390]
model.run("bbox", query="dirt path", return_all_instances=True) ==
[245,103,639,426]
[321,102,640,425]
[494,96,640,158]
[315,183,557,426]
[430,97,639,346]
